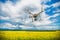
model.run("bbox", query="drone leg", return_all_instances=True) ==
[31,17,33,22]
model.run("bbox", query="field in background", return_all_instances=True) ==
[0,30,60,40]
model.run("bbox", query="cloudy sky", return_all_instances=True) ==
[0,0,60,30]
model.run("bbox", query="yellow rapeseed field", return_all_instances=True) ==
[0,31,60,40]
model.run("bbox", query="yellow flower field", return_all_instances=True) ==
[0,30,60,40]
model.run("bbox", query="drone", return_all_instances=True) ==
[28,10,44,22]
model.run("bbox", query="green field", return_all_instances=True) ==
[0,30,60,40]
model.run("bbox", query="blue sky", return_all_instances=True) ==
[0,0,60,30]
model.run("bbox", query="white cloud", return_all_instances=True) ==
[53,9,60,13]
[16,0,41,8]
[35,26,59,30]
[42,4,50,9]
[19,25,34,29]
[0,16,10,20]
[47,13,59,20]
[51,2,60,8]
[41,0,51,4]
[1,0,42,22]
[19,25,59,30]
[56,9,60,13]
[0,23,17,29]
[1,1,20,18]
